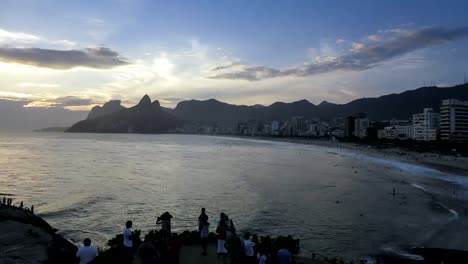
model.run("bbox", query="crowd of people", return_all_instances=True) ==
[1,196,35,213]
[75,208,293,264]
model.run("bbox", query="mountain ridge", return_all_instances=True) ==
[68,84,468,133]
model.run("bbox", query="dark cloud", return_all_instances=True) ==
[0,47,129,69]
[209,26,468,81]
[50,96,96,107]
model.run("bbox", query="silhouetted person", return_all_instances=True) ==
[200,216,210,256]
[138,235,158,264]
[123,220,134,263]
[157,212,173,246]
[76,238,98,264]
[216,220,228,258]
[277,245,292,264]
[257,247,268,264]
[2,197,5,205]
[217,212,226,228]
[243,233,256,264]
[168,233,182,264]
[20,201,23,209]
[224,230,243,264]
[198,208,207,231]
[31,205,34,214]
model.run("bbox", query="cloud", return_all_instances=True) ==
[49,96,95,106]
[17,82,61,88]
[0,47,129,69]
[0,91,33,101]
[0,29,41,44]
[209,26,468,81]
[24,96,99,108]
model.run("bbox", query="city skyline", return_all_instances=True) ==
[1,0,468,111]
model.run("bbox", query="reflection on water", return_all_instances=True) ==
[0,133,465,258]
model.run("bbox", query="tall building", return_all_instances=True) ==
[271,120,279,136]
[344,116,355,138]
[412,108,439,141]
[291,116,306,136]
[354,114,369,139]
[440,99,468,142]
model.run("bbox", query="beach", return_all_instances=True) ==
[238,136,468,176]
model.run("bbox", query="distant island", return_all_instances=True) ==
[34,126,69,132]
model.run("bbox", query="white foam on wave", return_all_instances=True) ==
[409,182,459,220]
[334,149,468,188]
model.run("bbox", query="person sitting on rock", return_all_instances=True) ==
[76,238,98,264]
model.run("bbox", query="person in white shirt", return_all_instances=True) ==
[76,238,98,264]
[243,233,256,264]
[199,215,210,256]
[123,220,133,263]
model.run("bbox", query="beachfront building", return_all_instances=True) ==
[271,121,280,136]
[354,114,370,139]
[412,108,439,141]
[378,125,413,140]
[291,116,306,136]
[440,99,468,142]
[344,116,355,138]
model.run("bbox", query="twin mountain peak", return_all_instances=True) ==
[68,84,468,134]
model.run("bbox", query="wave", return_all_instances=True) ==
[410,183,459,220]
[334,149,468,189]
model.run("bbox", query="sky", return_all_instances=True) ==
[0,0,468,111]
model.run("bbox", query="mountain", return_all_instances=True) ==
[67,95,182,133]
[0,99,87,132]
[67,84,468,134]
[171,84,468,122]
[87,100,124,119]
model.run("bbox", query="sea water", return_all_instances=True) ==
[0,132,466,259]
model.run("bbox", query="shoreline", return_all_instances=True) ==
[212,135,468,176]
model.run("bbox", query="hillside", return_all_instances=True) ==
[67,95,183,133]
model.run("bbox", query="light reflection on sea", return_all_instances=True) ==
[0,132,466,259]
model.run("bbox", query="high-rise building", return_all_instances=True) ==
[412,108,439,141]
[271,121,280,136]
[354,114,369,139]
[291,116,306,136]
[440,99,468,142]
[344,116,355,138]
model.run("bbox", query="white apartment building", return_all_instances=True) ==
[378,125,413,140]
[440,99,468,142]
[271,121,279,136]
[412,108,439,141]
[354,117,370,138]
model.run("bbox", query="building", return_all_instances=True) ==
[354,114,370,139]
[378,125,413,140]
[291,116,306,136]
[412,108,439,141]
[440,99,468,142]
[271,121,280,136]
[344,116,355,138]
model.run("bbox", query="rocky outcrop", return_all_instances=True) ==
[0,205,77,264]
[67,95,183,134]
[87,100,124,119]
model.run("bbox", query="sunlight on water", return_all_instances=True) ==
[0,132,465,258]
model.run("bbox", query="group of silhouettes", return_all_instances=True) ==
[76,208,293,264]
[1,196,34,213]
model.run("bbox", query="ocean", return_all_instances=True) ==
[0,132,466,259]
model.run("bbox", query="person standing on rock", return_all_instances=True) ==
[199,215,210,256]
[76,238,98,264]
[123,220,134,263]
[157,212,173,246]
